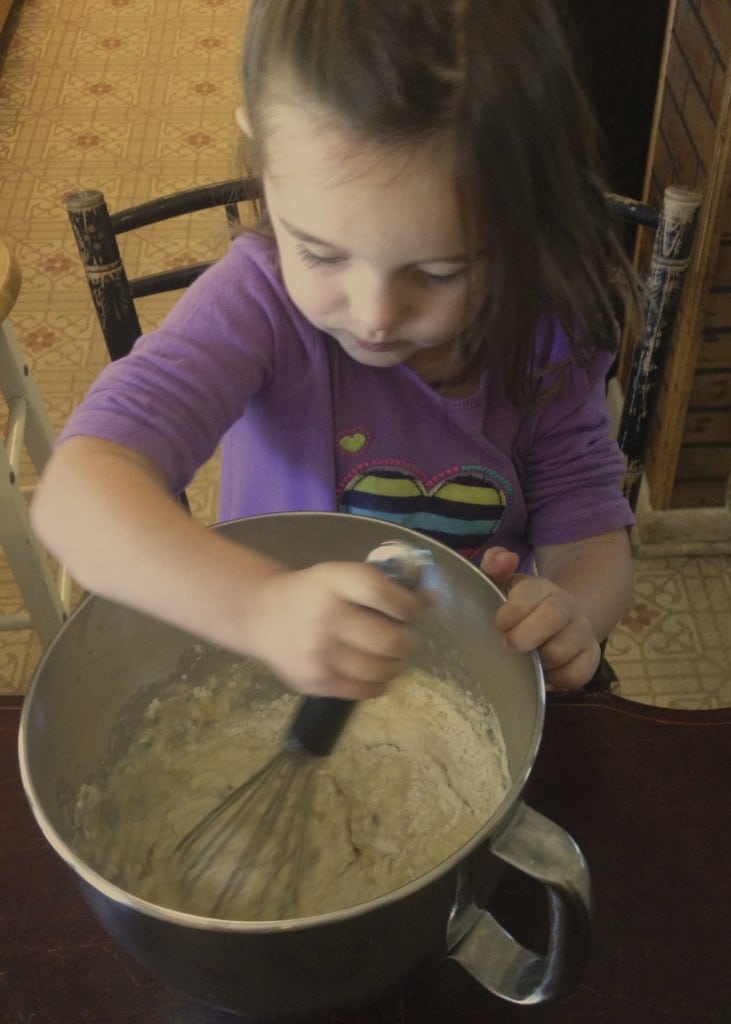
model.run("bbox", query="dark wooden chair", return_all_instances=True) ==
[61,178,703,692]
[65,178,262,363]
[64,179,701,512]
[607,187,702,509]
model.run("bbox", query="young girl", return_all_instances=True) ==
[33,0,635,694]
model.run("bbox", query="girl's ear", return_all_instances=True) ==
[235,105,252,138]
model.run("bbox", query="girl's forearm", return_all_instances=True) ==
[534,529,634,642]
[31,436,284,652]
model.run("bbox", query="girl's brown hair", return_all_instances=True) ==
[241,0,638,405]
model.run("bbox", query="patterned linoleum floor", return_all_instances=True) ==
[1,0,730,708]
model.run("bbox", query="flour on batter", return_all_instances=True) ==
[71,647,509,921]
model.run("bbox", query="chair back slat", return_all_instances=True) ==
[109,178,260,235]
[129,263,217,300]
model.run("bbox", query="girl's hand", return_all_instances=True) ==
[479,546,601,690]
[242,562,429,699]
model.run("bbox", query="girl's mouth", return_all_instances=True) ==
[354,338,401,353]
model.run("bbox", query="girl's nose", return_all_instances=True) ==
[346,268,406,337]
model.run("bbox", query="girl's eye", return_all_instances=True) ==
[420,266,469,286]
[295,243,346,268]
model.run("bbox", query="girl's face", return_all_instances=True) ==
[253,101,488,385]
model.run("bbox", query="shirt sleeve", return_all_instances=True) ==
[518,342,634,548]
[58,236,280,496]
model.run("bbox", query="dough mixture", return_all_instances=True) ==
[71,647,509,921]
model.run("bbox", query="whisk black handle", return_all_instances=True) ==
[287,696,356,757]
[286,541,433,759]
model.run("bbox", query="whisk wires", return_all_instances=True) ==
[174,750,317,918]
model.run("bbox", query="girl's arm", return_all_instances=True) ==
[480,529,634,690]
[31,436,425,698]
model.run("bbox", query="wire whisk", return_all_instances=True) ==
[171,540,433,920]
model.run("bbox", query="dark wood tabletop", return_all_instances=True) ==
[2,691,729,1023]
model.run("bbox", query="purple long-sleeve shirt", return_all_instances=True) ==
[60,232,633,567]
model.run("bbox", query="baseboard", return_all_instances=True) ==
[632,476,731,556]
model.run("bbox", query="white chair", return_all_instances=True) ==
[0,236,72,645]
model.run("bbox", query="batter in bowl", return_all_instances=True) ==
[71,646,509,921]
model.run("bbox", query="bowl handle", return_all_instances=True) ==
[447,802,591,1004]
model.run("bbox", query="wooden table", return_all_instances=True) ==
[2,692,729,1022]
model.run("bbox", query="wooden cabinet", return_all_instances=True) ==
[630,0,731,516]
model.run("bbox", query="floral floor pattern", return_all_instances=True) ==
[606,555,731,709]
